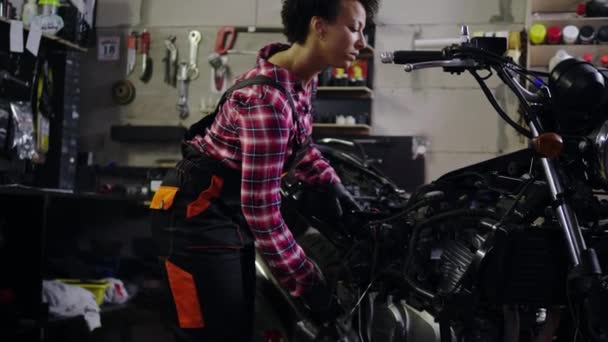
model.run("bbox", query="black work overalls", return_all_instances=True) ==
[149,76,309,342]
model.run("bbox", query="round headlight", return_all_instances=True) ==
[550,58,607,112]
[549,58,608,133]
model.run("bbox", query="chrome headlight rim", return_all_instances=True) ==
[593,120,608,182]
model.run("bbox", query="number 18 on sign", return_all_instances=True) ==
[98,36,121,61]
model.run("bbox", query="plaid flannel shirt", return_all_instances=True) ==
[188,43,340,296]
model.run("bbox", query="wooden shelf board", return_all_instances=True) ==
[531,0,580,13]
[530,13,608,28]
[316,86,373,99]
[0,17,87,52]
[528,44,608,67]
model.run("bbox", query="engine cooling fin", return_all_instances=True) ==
[438,240,475,294]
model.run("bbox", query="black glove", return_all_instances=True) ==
[300,279,342,324]
[329,182,363,217]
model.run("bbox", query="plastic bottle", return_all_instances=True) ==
[336,115,346,125]
[349,64,365,87]
[508,31,521,50]
[582,53,594,64]
[598,25,608,45]
[579,26,596,44]
[506,31,522,64]
[30,0,63,34]
[547,26,562,44]
[21,0,38,24]
[549,49,573,72]
[576,3,587,17]
[332,68,348,87]
[562,25,580,44]
[529,23,547,45]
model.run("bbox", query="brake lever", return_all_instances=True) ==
[403,58,479,72]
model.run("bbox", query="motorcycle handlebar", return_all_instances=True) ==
[380,50,446,65]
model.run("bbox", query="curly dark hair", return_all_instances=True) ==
[281,0,379,44]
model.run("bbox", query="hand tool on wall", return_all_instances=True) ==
[213,26,263,55]
[215,26,237,55]
[140,29,153,83]
[187,30,201,81]
[176,62,189,119]
[126,31,138,77]
[207,27,236,94]
[208,52,229,94]
[163,35,178,87]
[207,26,256,93]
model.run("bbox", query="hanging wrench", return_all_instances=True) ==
[177,62,190,119]
[188,30,202,80]
[163,36,178,87]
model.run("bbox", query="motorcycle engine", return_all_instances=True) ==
[436,240,476,294]
[415,225,486,298]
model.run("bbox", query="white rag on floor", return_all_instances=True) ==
[102,277,129,304]
[42,280,101,331]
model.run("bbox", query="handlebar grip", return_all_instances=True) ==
[381,50,446,64]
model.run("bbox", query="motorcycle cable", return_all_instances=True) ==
[456,46,549,106]
[469,68,533,138]
[455,46,550,79]
[507,65,548,89]
[367,187,454,226]
[496,65,550,137]
[496,176,536,225]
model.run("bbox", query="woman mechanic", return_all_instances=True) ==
[150,0,379,340]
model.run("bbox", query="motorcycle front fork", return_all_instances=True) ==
[529,122,607,339]
[529,123,598,271]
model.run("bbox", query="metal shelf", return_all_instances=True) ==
[0,17,87,52]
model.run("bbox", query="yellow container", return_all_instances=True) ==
[56,279,111,306]
[530,24,547,45]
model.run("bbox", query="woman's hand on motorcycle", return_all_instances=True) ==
[298,259,343,324]
[329,182,363,217]
[300,277,343,325]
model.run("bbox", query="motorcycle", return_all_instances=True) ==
[254,25,608,342]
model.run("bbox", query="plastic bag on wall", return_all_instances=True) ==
[10,101,38,160]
